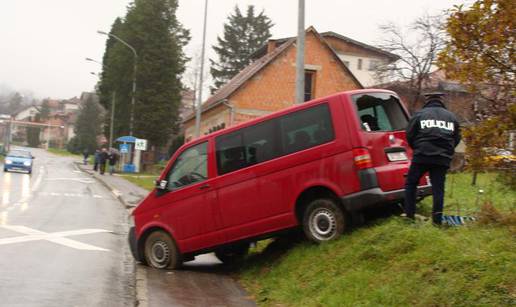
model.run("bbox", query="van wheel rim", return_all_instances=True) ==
[309,209,337,240]
[150,241,169,268]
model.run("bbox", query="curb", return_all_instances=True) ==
[73,162,135,209]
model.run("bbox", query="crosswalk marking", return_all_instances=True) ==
[0,225,111,251]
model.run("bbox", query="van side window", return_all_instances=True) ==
[167,142,208,189]
[280,104,334,154]
[216,120,280,175]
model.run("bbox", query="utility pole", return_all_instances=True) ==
[109,91,116,150]
[295,0,305,104]
[194,0,208,138]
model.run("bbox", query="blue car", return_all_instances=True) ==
[3,149,34,174]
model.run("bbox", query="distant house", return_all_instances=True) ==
[183,27,396,141]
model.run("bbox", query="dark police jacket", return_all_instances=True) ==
[406,100,461,166]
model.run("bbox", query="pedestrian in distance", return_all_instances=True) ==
[82,149,89,165]
[404,93,461,225]
[108,150,119,175]
[93,149,100,171]
[99,148,109,175]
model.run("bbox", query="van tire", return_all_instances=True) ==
[144,230,182,270]
[303,198,345,243]
[215,243,250,264]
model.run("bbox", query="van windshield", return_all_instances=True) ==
[352,93,408,132]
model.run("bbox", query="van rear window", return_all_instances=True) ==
[352,93,408,131]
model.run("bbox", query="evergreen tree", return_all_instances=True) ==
[74,95,103,153]
[98,17,133,138]
[210,5,273,92]
[99,0,190,148]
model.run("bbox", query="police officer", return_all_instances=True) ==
[405,93,461,225]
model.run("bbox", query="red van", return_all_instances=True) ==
[128,89,432,269]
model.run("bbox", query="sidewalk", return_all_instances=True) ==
[75,162,148,208]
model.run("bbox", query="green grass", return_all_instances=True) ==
[119,174,158,191]
[47,148,82,158]
[236,172,516,306]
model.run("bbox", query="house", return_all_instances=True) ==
[183,27,398,141]
[251,31,399,87]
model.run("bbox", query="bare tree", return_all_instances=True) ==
[182,47,211,112]
[376,14,446,113]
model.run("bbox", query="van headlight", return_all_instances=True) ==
[5,159,12,164]
[23,161,31,166]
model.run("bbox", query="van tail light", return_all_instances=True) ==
[353,148,373,170]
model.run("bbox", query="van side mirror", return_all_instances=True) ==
[155,179,168,190]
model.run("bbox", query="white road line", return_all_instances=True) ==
[0,225,111,251]
[31,166,45,192]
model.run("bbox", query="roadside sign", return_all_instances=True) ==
[135,138,147,151]
[120,144,129,154]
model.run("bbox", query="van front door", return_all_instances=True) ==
[154,141,223,253]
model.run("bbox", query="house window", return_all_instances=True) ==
[369,60,380,71]
[343,61,350,68]
[357,58,363,70]
[304,70,316,102]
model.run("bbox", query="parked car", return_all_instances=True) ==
[3,149,34,174]
[128,89,432,269]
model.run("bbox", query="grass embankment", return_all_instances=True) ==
[119,174,158,191]
[237,172,516,306]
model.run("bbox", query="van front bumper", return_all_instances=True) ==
[340,184,432,211]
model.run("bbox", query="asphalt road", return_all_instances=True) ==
[0,148,134,307]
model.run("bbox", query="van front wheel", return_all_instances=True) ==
[144,231,182,270]
[303,199,345,243]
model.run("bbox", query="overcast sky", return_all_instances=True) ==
[0,0,467,100]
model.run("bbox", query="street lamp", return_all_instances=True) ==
[97,30,137,136]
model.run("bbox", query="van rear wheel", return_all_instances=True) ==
[303,198,345,243]
[144,230,182,270]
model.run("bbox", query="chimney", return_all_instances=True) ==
[267,40,277,54]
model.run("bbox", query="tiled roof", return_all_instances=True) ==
[320,31,400,61]
[183,37,297,121]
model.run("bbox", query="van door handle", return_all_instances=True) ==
[199,183,210,190]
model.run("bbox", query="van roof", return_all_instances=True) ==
[187,89,397,145]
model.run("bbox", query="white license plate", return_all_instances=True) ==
[387,151,408,162]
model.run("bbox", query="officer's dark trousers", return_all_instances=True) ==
[404,162,448,224]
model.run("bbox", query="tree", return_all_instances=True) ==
[376,14,445,113]
[39,99,51,121]
[438,0,515,119]
[7,92,23,114]
[98,17,133,138]
[210,5,273,92]
[99,0,190,149]
[74,95,103,154]
[26,127,40,148]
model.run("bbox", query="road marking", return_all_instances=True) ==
[0,225,111,251]
[31,166,45,192]
[45,177,95,184]
[37,192,105,199]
